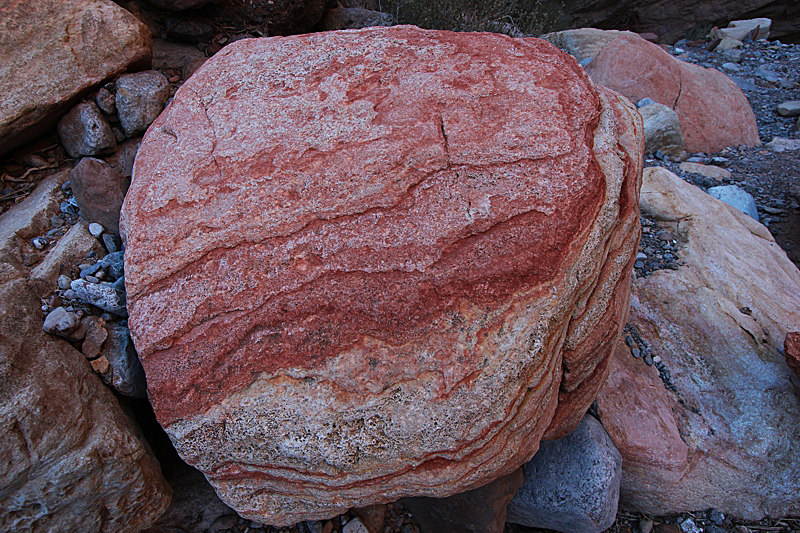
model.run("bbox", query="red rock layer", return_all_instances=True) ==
[121,26,643,525]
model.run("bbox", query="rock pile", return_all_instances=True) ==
[121,26,644,525]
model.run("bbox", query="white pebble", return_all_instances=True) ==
[88,222,105,238]
[653,355,662,364]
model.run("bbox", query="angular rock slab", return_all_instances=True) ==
[0,0,151,155]
[586,34,760,153]
[121,26,644,525]
[506,415,622,533]
[596,168,800,520]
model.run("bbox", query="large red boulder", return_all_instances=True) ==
[586,34,760,154]
[121,26,643,525]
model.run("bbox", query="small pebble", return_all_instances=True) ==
[631,347,641,358]
[50,215,65,227]
[639,519,654,533]
[710,509,725,525]
[89,222,105,237]
[58,275,72,290]
[31,236,48,250]
[625,335,635,347]
[652,355,662,364]
[680,518,701,533]
[636,252,647,260]
[634,260,645,269]
[643,353,654,366]
[95,269,106,280]
[85,275,99,284]
[103,233,120,252]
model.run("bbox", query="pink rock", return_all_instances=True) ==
[0,0,151,155]
[586,34,760,153]
[121,27,643,525]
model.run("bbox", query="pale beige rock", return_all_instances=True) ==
[0,171,68,284]
[0,277,172,532]
[638,103,685,158]
[30,221,105,290]
[766,136,800,152]
[122,27,644,525]
[678,162,731,181]
[720,18,771,41]
[540,28,637,63]
[597,167,800,520]
[715,37,743,51]
[0,0,151,155]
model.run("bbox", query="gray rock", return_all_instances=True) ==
[639,103,685,158]
[56,102,117,159]
[754,66,781,82]
[506,415,622,533]
[721,62,740,71]
[708,185,759,220]
[95,87,116,115]
[57,275,72,290]
[102,233,121,253]
[97,251,125,280]
[721,49,742,63]
[42,306,80,338]
[115,71,170,137]
[88,222,105,237]
[766,136,800,152]
[729,76,758,91]
[166,17,214,43]
[105,138,142,178]
[100,323,147,398]
[70,279,127,316]
[777,101,800,117]
[636,98,656,108]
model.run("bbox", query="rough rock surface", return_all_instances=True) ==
[0,177,172,532]
[596,167,800,520]
[57,101,117,158]
[638,102,685,158]
[121,27,643,525]
[116,70,170,137]
[506,415,622,533]
[586,34,760,154]
[0,0,151,155]
[557,0,799,44]
[540,28,637,63]
[785,332,800,380]
[402,469,524,533]
[70,157,130,234]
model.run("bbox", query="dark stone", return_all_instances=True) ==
[401,469,523,533]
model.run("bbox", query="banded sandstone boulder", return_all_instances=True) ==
[121,26,643,525]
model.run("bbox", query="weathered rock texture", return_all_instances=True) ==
[586,34,760,154]
[506,415,622,533]
[121,26,644,525]
[0,175,172,532]
[0,0,151,155]
[596,167,800,520]
[540,28,637,63]
[557,0,799,44]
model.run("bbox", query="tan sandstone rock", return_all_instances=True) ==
[540,28,637,63]
[0,0,151,155]
[121,26,643,525]
[597,167,800,520]
[586,34,760,153]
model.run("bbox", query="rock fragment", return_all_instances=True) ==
[116,70,170,137]
[57,102,117,158]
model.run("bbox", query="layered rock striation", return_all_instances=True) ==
[121,26,643,525]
